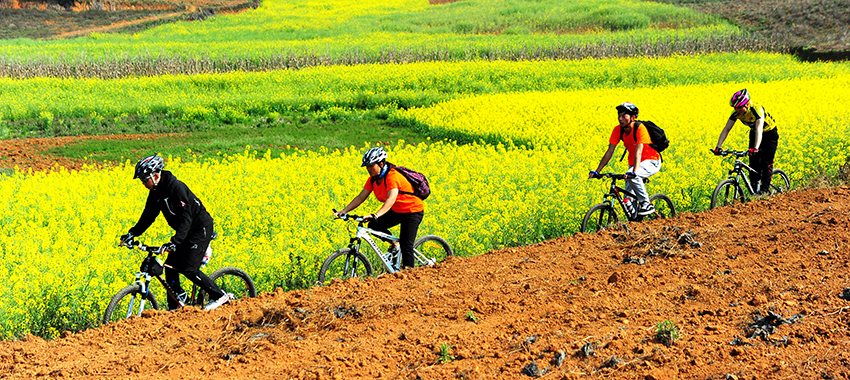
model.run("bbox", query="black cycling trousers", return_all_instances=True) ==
[164,239,225,310]
[749,128,779,193]
[368,210,424,269]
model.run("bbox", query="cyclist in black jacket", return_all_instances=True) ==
[119,154,231,311]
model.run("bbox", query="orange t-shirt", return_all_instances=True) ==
[608,122,661,166]
[364,168,424,213]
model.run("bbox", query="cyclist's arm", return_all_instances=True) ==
[716,118,736,149]
[338,188,371,215]
[591,144,617,177]
[631,143,644,173]
[751,118,764,150]
[128,192,159,236]
[373,188,399,218]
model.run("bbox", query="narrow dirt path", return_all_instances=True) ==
[1,186,849,379]
[49,11,188,39]
[0,134,173,171]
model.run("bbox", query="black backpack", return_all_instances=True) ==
[619,120,669,161]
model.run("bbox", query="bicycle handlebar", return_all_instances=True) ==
[120,238,161,253]
[590,172,628,180]
[712,148,748,157]
[332,209,368,223]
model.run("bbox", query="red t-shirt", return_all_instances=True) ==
[609,122,661,166]
[364,168,424,213]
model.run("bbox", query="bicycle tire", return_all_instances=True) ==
[645,193,676,221]
[196,267,258,307]
[317,248,374,286]
[412,235,454,267]
[769,169,791,194]
[711,179,745,209]
[102,285,159,325]
[580,203,620,233]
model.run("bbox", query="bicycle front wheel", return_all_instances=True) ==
[645,193,676,221]
[102,285,159,325]
[769,169,791,194]
[197,267,257,307]
[317,248,374,286]
[711,179,746,209]
[580,203,620,233]
[412,235,454,267]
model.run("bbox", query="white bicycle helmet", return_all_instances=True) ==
[134,154,164,179]
[361,147,388,167]
[615,102,639,117]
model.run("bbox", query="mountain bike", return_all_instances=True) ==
[581,173,676,233]
[710,149,791,209]
[102,236,257,324]
[317,211,454,285]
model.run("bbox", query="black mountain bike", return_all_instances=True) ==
[102,237,257,324]
[581,173,676,233]
[317,212,453,285]
[710,149,791,209]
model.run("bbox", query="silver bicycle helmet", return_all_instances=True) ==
[361,147,388,167]
[134,154,164,179]
[615,102,639,117]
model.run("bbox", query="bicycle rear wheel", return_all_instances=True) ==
[710,179,746,209]
[412,235,454,267]
[197,267,257,307]
[769,169,791,194]
[317,248,374,285]
[644,193,676,221]
[580,203,620,233]
[102,285,159,325]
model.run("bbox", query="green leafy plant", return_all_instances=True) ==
[465,311,479,322]
[436,344,455,364]
[654,320,680,346]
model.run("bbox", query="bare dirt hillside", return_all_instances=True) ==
[2,187,850,379]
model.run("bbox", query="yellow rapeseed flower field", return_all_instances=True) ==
[401,76,850,210]
[2,65,849,340]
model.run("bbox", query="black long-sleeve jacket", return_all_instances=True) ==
[128,170,214,246]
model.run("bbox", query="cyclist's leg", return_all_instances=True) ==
[180,240,226,301]
[757,129,779,194]
[398,211,424,269]
[626,159,661,204]
[368,212,401,244]
[163,265,186,310]
[747,129,764,192]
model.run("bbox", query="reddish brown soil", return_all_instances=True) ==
[0,134,172,171]
[2,186,850,379]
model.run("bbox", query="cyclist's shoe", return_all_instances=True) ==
[388,244,400,257]
[637,202,656,216]
[204,293,233,311]
[838,288,850,301]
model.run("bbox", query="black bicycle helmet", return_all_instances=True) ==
[615,102,639,117]
[134,154,164,179]
[361,147,388,167]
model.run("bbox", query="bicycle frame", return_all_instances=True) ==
[120,241,203,317]
[598,176,642,222]
[340,214,440,274]
[725,156,759,196]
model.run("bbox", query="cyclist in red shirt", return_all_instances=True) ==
[334,147,424,269]
[589,102,662,216]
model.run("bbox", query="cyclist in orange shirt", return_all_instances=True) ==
[334,147,424,269]
[589,102,662,216]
